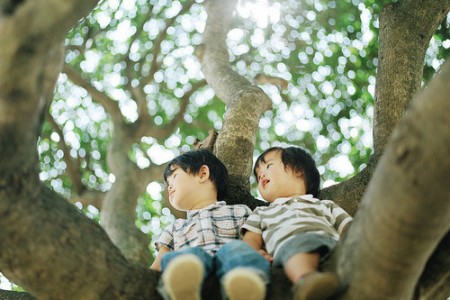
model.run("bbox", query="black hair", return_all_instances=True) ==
[253,146,320,197]
[164,149,228,200]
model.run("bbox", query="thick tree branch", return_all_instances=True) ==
[1,158,156,298]
[338,59,450,299]
[329,0,449,217]
[373,0,450,155]
[0,0,99,89]
[0,1,161,297]
[199,0,272,204]
[1,1,98,176]
[198,1,271,108]
[416,232,450,300]
[100,164,153,265]
[320,154,379,216]
[0,290,35,300]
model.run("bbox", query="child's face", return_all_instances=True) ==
[255,150,306,202]
[166,166,202,211]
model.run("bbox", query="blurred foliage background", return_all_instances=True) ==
[3,0,449,290]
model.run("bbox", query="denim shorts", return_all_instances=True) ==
[273,232,337,267]
[158,241,271,300]
[160,241,270,282]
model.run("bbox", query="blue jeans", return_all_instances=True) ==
[274,232,337,267]
[160,241,270,298]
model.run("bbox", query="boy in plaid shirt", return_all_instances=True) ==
[151,149,269,300]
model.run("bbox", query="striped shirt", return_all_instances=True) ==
[241,194,352,257]
[157,201,252,256]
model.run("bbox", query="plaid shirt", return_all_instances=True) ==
[156,201,252,256]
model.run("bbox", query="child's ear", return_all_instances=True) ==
[296,170,308,190]
[295,170,305,179]
[198,165,210,182]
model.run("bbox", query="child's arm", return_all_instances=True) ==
[329,201,353,236]
[150,245,171,271]
[243,231,273,262]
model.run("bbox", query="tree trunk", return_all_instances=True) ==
[0,0,158,298]
[336,59,450,300]
[374,0,448,156]
[198,0,272,209]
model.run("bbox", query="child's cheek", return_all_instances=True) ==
[258,182,263,192]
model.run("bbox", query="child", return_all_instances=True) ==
[151,149,270,300]
[242,146,353,300]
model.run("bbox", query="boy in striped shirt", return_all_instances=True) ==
[151,149,270,300]
[242,146,353,300]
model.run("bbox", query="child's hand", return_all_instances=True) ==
[258,249,273,263]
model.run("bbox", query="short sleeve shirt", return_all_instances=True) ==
[157,201,252,256]
[241,194,353,257]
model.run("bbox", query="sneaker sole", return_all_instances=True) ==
[223,268,266,300]
[162,254,203,300]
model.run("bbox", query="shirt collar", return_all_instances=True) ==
[272,194,315,205]
[187,200,224,218]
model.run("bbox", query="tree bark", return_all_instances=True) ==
[337,59,450,300]
[324,0,450,217]
[0,0,159,298]
[320,154,378,216]
[0,290,35,300]
[0,180,156,299]
[198,0,272,209]
[374,0,449,156]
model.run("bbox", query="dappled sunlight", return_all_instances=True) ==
[237,0,280,28]
[26,2,450,287]
[37,0,384,249]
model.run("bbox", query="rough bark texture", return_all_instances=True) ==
[0,290,35,300]
[0,0,160,298]
[337,59,450,299]
[416,233,450,299]
[374,0,449,156]
[197,0,272,199]
[367,3,450,298]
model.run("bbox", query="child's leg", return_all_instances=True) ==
[284,252,320,283]
[161,254,203,300]
[160,246,213,275]
[215,241,270,280]
[222,268,266,300]
[215,241,270,300]
[274,234,341,299]
[159,247,213,300]
[285,251,340,300]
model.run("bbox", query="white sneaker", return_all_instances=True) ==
[162,254,204,300]
[223,268,266,300]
